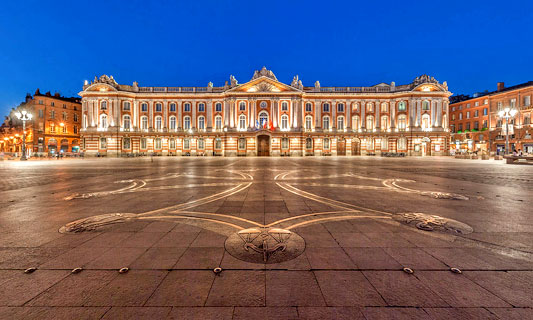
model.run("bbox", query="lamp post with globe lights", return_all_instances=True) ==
[497,107,517,155]
[15,110,33,160]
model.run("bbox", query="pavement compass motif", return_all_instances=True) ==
[60,169,474,263]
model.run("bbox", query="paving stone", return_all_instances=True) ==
[465,271,533,307]
[84,247,147,269]
[362,307,431,319]
[0,307,109,320]
[100,307,172,319]
[0,270,69,306]
[314,271,386,306]
[174,247,224,269]
[383,248,448,270]
[297,307,366,319]
[168,307,234,319]
[305,247,355,269]
[233,307,298,319]
[423,307,500,319]
[206,271,265,306]
[415,271,511,307]
[83,270,167,306]
[487,307,533,320]
[39,246,111,269]
[152,232,199,247]
[344,247,402,269]
[266,271,325,306]
[146,270,214,306]
[130,247,187,269]
[363,271,449,307]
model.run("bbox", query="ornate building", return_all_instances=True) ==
[0,91,81,155]
[79,68,452,157]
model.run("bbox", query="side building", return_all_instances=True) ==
[0,91,82,156]
[450,81,533,155]
[79,68,452,157]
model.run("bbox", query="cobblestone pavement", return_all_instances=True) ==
[0,157,532,319]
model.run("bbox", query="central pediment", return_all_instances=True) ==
[226,76,301,94]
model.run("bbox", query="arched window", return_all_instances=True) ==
[169,116,176,130]
[305,116,312,130]
[323,103,330,112]
[337,116,344,131]
[155,116,162,130]
[421,114,430,130]
[366,115,374,130]
[215,138,222,149]
[99,114,108,129]
[198,138,205,149]
[183,138,190,149]
[169,138,176,149]
[184,116,191,130]
[381,103,388,112]
[155,103,162,112]
[305,103,312,112]
[366,103,373,112]
[100,101,107,110]
[215,115,222,130]
[155,138,162,150]
[305,137,313,149]
[381,115,388,130]
[239,102,246,111]
[99,137,107,149]
[259,111,269,127]
[141,103,148,112]
[323,116,330,130]
[281,101,288,111]
[281,115,289,130]
[123,102,131,111]
[238,138,246,150]
[170,103,176,112]
[198,116,205,130]
[422,100,430,110]
[239,114,246,130]
[140,138,147,149]
[398,101,406,111]
[141,116,148,130]
[198,103,205,112]
[184,103,191,112]
[215,103,222,112]
[123,115,131,130]
[398,114,407,130]
[352,115,360,130]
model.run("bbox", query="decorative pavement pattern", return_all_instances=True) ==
[0,157,532,319]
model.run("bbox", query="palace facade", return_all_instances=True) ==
[79,68,452,157]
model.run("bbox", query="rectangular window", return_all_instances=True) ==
[39,100,43,105]
[484,99,488,105]
[62,112,68,120]
[170,103,176,112]
[74,125,78,134]
[50,110,55,119]
[141,103,148,112]
[281,137,289,150]
[483,108,488,115]
[184,103,191,112]
[475,101,479,107]
[140,138,147,149]
[323,138,330,149]
[525,96,531,106]
[474,121,479,130]
[198,139,205,150]
[199,103,205,112]
[51,102,55,106]
[466,103,470,108]
[62,125,67,133]
[510,99,516,108]
[238,138,246,150]
[458,124,463,131]
[50,124,55,133]
[474,110,478,117]
[183,139,190,149]
[215,103,222,112]
[305,103,312,112]
[466,122,471,130]
[466,111,470,119]
[39,109,44,118]
[73,114,78,122]
[123,138,131,149]
[99,137,107,149]
[337,103,344,113]
[483,120,488,128]
[123,102,131,111]
[323,103,330,112]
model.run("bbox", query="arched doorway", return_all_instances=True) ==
[48,138,57,154]
[257,135,270,156]
[421,137,431,156]
[60,139,69,153]
[351,138,361,156]
[337,138,346,155]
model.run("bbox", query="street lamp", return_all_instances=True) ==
[15,110,33,160]
[497,107,517,155]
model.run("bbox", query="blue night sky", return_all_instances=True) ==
[0,0,532,115]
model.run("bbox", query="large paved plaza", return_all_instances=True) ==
[0,157,532,319]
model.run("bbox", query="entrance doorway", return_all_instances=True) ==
[351,138,361,155]
[337,138,346,155]
[257,135,270,156]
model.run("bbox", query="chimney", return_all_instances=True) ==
[497,82,505,92]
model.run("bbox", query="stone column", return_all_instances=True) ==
[436,100,442,127]
[346,100,351,130]
[87,100,93,127]
[431,100,436,127]
[361,100,366,129]
[224,99,229,127]
[391,100,396,129]
[417,99,421,127]
[332,101,336,129]
[163,101,168,129]
[376,100,381,130]
[177,101,182,129]
[192,100,196,129]
[229,99,235,128]
[207,101,213,130]
[149,101,153,129]
[272,98,279,128]
[315,100,321,128]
